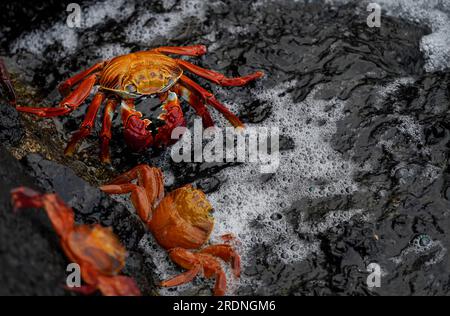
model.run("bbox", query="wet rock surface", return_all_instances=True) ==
[0,147,154,295]
[0,147,69,295]
[1,0,450,295]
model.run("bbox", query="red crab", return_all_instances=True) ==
[1,46,263,163]
[10,187,141,296]
[100,164,240,296]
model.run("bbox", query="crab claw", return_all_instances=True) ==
[0,58,17,105]
[123,115,154,152]
[154,91,186,147]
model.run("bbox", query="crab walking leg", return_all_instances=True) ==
[64,92,106,156]
[161,248,228,296]
[0,58,17,105]
[160,265,202,287]
[151,45,207,57]
[154,91,186,146]
[100,183,152,221]
[200,244,241,277]
[177,59,264,87]
[101,165,164,218]
[179,75,245,128]
[58,61,106,97]
[11,187,75,237]
[201,262,227,296]
[100,97,120,163]
[16,74,97,117]
[120,99,154,151]
[160,248,202,287]
[172,83,214,128]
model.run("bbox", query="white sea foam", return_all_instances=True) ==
[11,0,205,57]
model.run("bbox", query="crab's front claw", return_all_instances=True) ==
[123,115,154,152]
[0,58,17,105]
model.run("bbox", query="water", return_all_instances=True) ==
[1,0,449,295]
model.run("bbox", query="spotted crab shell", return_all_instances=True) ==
[98,51,183,96]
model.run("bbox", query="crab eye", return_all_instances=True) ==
[126,84,137,93]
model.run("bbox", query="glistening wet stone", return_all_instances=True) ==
[0,0,449,295]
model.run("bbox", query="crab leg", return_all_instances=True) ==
[200,244,241,277]
[179,75,244,128]
[160,265,202,287]
[58,61,106,97]
[0,58,17,105]
[16,74,97,117]
[154,91,186,146]
[177,59,264,87]
[161,248,202,287]
[65,91,106,156]
[102,183,152,221]
[100,165,164,220]
[151,45,207,57]
[11,187,75,237]
[172,83,214,128]
[161,248,228,296]
[100,97,120,164]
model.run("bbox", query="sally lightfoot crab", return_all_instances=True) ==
[10,187,141,296]
[100,164,240,296]
[2,45,263,163]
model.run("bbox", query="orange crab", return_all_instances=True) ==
[100,164,240,296]
[3,45,263,163]
[10,187,141,296]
